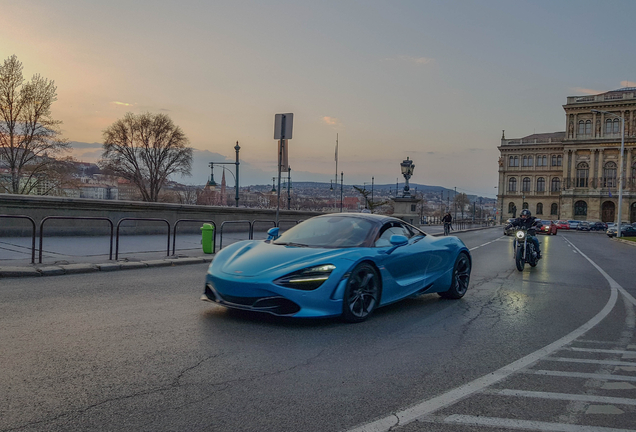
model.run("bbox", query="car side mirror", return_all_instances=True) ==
[266,227,280,241]
[385,235,408,255]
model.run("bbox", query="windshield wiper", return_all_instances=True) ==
[274,242,309,247]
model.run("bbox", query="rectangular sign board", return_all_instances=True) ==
[274,113,293,140]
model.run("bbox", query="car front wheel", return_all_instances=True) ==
[439,252,471,299]
[342,263,381,323]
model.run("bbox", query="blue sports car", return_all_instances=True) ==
[201,213,471,322]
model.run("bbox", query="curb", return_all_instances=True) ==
[0,256,215,279]
[611,237,636,247]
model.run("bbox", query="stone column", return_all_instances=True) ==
[569,149,577,188]
[600,112,605,138]
[590,149,596,188]
[573,114,578,139]
[597,149,605,186]
[626,147,633,190]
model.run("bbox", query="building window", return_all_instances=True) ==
[551,155,562,166]
[576,162,589,187]
[574,200,587,216]
[536,177,545,192]
[551,177,561,191]
[522,202,529,209]
[522,156,534,167]
[632,162,636,187]
[585,120,592,135]
[509,156,519,167]
[508,202,515,213]
[536,203,543,215]
[508,177,517,192]
[603,161,617,187]
[605,118,620,134]
[578,121,585,135]
[536,155,547,167]
[522,177,531,192]
[411,204,416,212]
[550,203,558,215]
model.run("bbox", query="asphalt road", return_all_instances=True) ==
[1,228,635,432]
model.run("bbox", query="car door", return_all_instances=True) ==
[374,221,433,303]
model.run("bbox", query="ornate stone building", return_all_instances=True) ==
[497,87,636,223]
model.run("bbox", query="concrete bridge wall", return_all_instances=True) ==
[0,194,324,236]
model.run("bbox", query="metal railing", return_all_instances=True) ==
[39,216,113,263]
[218,220,252,250]
[172,219,217,255]
[116,218,170,260]
[0,215,36,264]
[250,219,276,240]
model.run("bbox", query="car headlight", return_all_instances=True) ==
[516,231,525,239]
[274,264,336,290]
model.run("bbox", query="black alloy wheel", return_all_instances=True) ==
[439,252,471,299]
[342,263,381,323]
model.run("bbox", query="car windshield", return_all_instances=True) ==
[273,216,375,248]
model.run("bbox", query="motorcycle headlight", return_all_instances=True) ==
[274,264,336,291]
[516,231,525,239]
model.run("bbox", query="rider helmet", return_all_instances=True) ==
[520,209,531,218]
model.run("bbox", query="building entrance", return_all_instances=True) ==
[602,201,615,223]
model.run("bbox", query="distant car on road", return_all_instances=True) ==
[538,220,558,235]
[577,222,591,231]
[607,225,636,238]
[589,222,607,231]
[568,220,581,230]
[555,220,569,230]
[504,218,516,236]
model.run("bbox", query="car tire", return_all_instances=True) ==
[439,252,471,299]
[342,263,381,323]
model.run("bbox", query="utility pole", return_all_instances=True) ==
[340,171,344,212]
[287,166,291,210]
[454,187,457,220]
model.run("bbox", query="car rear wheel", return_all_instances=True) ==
[342,263,381,323]
[439,252,471,299]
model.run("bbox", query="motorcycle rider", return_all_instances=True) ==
[506,209,543,259]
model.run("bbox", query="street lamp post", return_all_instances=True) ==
[592,109,625,237]
[209,141,241,207]
[287,167,291,210]
[340,171,344,212]
[400,157,415,197]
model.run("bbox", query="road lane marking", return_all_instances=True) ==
[523,369,636,382]
[568,347,636,355]
[440,415,636,432]
[544,357,636,367]
[486,389,636,406]
[346,235,628,432]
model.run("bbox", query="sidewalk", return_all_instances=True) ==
[0,223,495,278]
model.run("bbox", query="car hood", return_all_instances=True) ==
[216,241,355,277]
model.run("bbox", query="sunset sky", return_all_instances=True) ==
[2,0,635,197]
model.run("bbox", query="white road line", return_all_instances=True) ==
[488,389,636,406]
[575,339,627,344]
[568,347,636,355]
[346,271,619,432]
[442,414,636,432]
[470,246,480,250]
[523,369,636,382]
[544,357,636,367]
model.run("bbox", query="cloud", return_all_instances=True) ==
[621,80,636,88]
[570,87,601,95]
[112,101,135,107]
[322,116,341,126]
[398,55,434,65]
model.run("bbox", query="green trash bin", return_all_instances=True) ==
[201,223,214,254]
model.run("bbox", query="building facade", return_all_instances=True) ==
[498,87,636,223]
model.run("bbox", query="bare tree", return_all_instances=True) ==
[0,55,69,194]
[353,186,388,213]
[100,112,193,202]
[454,192,470,219]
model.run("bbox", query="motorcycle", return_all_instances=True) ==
[513,227,538,271]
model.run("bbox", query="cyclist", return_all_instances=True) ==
[441,212,453,235]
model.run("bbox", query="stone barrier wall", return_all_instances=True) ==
[0,194,324,236]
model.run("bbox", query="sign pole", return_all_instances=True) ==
[275,116,286,225]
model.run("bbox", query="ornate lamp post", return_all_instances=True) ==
[400,157,415,197]
[208,141,241,207]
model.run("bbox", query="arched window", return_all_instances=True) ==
[536,177,545,192]
[574,200,587,216]
[509,156,519,167]
[536,203,543,215]
[508,177,517,192]
[605,118,613,134]
[522,177,531,192]
[551,155,562,167]
[604,161,617,187]
[508,202,515,213]
[551,177,561,191]
[550,203,558,215]
[522,156,533,167]
[576,162,589,187]
[522,202,529,209]
[578,120,585,135]
[585,120,592,135]
[613,118,620,133]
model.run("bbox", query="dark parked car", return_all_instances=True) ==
[577,222,591,231]
[590,222,607,231]
[607,225,636,238]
